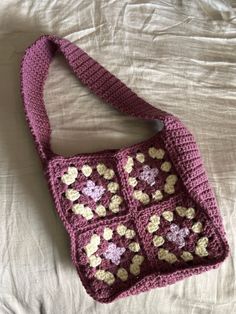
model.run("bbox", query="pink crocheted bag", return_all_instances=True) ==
[21,35,229,303]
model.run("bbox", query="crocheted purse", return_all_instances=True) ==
[21,35,229,303]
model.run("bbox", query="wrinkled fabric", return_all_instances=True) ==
[0,0,236,313]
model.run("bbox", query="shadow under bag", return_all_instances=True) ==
[20,35,229,303]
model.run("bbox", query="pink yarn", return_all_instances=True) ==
[139,165,159,186]
[166,224,190,249]
[20,35,229,303]
[104,243,126,265]
[82,180,105,202]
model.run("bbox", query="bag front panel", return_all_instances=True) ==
[47,125,227,302]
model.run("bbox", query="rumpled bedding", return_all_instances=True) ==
[0,0,236,313]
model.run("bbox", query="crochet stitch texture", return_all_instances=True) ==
[20,35,229,303]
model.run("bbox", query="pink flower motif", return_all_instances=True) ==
[103,243,125,265]
[82,180,105,202]
[139,165,159,186]
[166,224,190,248]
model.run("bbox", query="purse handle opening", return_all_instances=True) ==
[20,35,170,163]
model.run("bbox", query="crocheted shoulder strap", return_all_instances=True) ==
[21,35,171,162]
